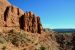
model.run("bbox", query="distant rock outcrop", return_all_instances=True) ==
[0,0,42,33]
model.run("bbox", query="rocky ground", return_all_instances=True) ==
[44,28,75,50]
[0,29,59,50]
[55,32,75,50]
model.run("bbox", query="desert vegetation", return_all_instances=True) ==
[0,29,59,50]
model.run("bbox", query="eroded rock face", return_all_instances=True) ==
[0,0,42,33]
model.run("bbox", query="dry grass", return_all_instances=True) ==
[0,29,59,50]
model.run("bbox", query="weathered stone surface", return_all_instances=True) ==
[37,16,42,34]
[0,14,5,26]
[5,6,20,27]
[0,0,42,34]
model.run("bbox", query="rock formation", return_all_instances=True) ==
[0,0,42,33]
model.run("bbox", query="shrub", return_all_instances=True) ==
[2,46,6,50]
[40,46,46,50]
[5,30,31,47]
[0,33,6,44]
[22,48,26,50]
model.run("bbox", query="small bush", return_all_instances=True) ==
[2,46,6,50]
[40,46,46,50]
[22,48,26,50]
[35,49,37,50]
[5,30,31,47]
[0,33,6,44]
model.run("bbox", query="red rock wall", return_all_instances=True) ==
[0,5,42,34]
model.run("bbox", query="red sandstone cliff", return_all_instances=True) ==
[0,0,42,33]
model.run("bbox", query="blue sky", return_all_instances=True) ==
[8,0,75,29]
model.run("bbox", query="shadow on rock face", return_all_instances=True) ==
[19,15,25,30]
